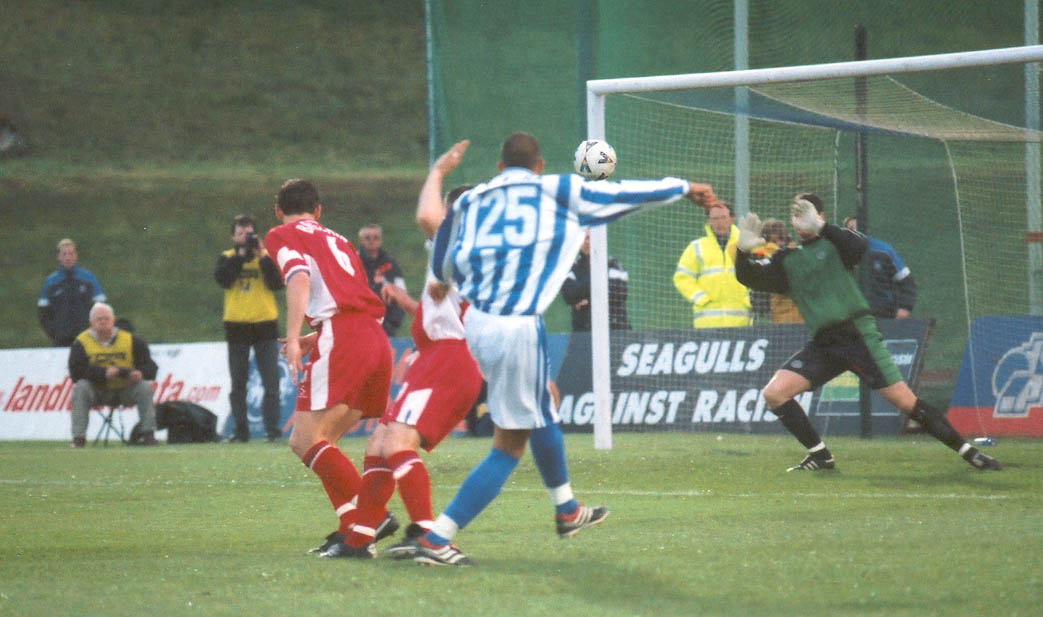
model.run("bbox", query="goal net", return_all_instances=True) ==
[578,47,1043,448]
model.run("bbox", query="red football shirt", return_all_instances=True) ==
[265,218,385,326]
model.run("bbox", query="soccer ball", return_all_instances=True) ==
[573,139,617,180]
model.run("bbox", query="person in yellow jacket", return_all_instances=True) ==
[673,202,752,328]
[752,218,803,324]
[68,302,159,447]
[215,215,285,442]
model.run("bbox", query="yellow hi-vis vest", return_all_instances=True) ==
[76,328,135,391]
[673,224,752,328]
[221,249,279,323]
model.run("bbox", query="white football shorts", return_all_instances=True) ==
[462,308,559,430]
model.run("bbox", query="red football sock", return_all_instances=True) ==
[345,456,395,548]
[388,449,433,528]
[302,440,362,534]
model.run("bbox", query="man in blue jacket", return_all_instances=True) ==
[38,239,106,346]
[843,216,917,320]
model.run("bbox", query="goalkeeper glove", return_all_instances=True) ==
[736,213,766,252]
[790,197,824,234]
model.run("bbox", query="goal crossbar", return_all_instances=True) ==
[588,45,1043,96]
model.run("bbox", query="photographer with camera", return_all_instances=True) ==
[215,215,285,442]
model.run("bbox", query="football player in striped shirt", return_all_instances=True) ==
[415,132,716,565]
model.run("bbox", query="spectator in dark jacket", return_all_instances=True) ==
[358,223,408,336]
[844,216,917,319]
[38,238,106,346]
[560,232,632,332]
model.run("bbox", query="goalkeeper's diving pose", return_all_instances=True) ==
[734,193,1001,472]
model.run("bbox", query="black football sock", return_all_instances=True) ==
[772,399,827,451]
[909,399,965,453]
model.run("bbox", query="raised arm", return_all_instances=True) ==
[734,215,790,297]
[214,252,244,288]
[820,224,868,269]
[428,201,461,285]
[417,140,469,238]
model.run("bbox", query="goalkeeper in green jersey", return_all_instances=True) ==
[734,193,1001,472]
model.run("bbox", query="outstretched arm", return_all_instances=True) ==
[820,224,868,269]
[417,140,469,238]
[734,249,790,295]
[570,177,712,227]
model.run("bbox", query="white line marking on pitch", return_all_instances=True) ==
[0,478,1016,500]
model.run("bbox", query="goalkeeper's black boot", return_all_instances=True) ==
[309,531,344,555]
[787,451,836,472]
[963,447,1002,471]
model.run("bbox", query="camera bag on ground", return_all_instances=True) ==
[153,400,220,443]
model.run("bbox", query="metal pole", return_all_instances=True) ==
[734,0,750,217]
[587,89,612,450]
[854,25,872,439]
[424,0,438,163]
[1027,0,1042,314]
[576,0,596,144]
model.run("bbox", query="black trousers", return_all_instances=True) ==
[227,338,282,439]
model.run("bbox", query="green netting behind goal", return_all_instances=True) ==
[597,72,1041,433]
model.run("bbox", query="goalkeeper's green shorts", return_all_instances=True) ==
[781,314,903,390]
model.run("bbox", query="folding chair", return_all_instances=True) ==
[93,406,127,447]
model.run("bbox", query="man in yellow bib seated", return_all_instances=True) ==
[68,302,159,447]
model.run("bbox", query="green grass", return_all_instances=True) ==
[0,0,428,169]
[1,433,1039,617]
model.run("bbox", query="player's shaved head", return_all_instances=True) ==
[277,179,320,215]
[501,132,542,170]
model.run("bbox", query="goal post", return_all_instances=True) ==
[585,45,1043,449]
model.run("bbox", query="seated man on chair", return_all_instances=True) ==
[68,302,159,447]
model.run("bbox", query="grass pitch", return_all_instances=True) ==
[0,433,1039,617]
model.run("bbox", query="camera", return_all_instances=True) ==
[245,231,260,252]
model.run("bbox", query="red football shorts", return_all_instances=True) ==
[296,310,392,417]
[381,339,482,450]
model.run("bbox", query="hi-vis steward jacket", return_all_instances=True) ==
[673,224,752,328]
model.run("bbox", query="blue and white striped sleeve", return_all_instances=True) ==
[428,201,459,284]
[566,175,690,227]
